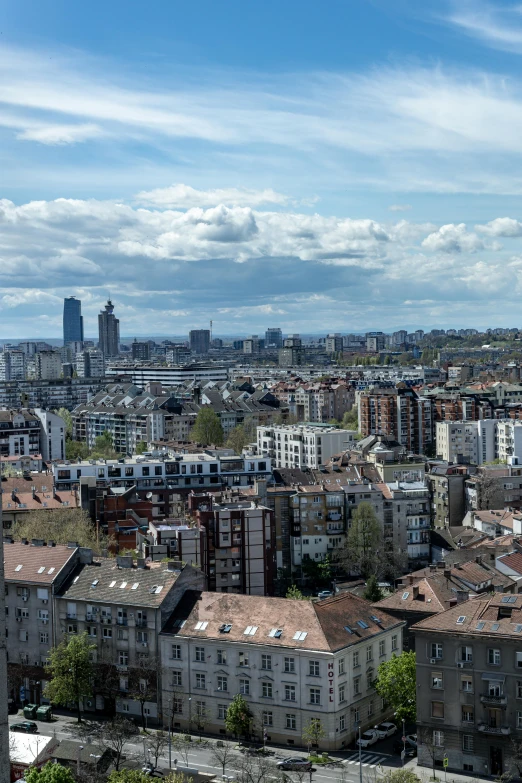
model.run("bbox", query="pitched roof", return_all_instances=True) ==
[3,541,77,584]
[412,592,522,638]
[59,558,184,607]
[162,590,403,652]
[497,551,522,577]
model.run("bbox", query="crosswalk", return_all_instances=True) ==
[343,751,388,769]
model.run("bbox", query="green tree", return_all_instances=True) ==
[301,717,326,752]
[65,439,90,461]
[380,771,421,783]
[91,431,120,459]
[337,502,382,578]
[13,507,108,553]
[25,762,76,783]
[225,694,254,741]
[108,771,155,783]
[373,651,417,723]
[45,632,95,722]
[57,408,73,437]
[363,574,384,602]
[342,408,358,430]
[135,441,148,455]
[190,407,224,446]
[226,425,248,455]
[286,584,306,600]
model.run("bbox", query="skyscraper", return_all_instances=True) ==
[98,299,120,357]
[63,296,84,345]
[189,329,210,354]
[265,327,283,349]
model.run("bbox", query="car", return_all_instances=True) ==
[356,730,379,748]
[10,721,38,734]
[277,758,312,771]
[406,734,417,748]
[317,591,333,600]
[374,722,397,739]
[392,740,416,758]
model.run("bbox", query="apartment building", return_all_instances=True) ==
[0,409,65,462]
[496,421,522,463]
[3,540,81,705]
[387,481,431,564]
[105,364,229,387]
[359,388,433,454]
[34,351,62,381]
[75,350,105,379]
[290,487,345,568]
[0,351,26,381]
[412,594,522,777]
[160,591,404,749]
[55,556,205,721]
[294,383,354,423]
[427,464,469,528]
[257,424,356,469]
[0,378,106,411]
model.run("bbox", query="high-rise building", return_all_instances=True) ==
[265,327,283,349]
[98,300,120,357]
[63,296,84,345]
[34,350,62,380]
[189,329,210,354]
[131,339,150,361]
[0,350,25,381]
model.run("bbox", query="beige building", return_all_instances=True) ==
[257,424,356,469]
[160,591,404,750]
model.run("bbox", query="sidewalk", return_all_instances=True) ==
[404,759,492,783]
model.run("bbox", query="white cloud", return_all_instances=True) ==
[476,217,522,237]
[388,204,412,212]
[136,184,289,208]
[421,223,485,253]
[445,1,522,54]
[16,123,104,145]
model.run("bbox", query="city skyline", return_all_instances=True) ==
[2,2,522,335]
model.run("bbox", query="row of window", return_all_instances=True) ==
[430,643,522,667]
[172,637,398,668]
[6,629,49,643]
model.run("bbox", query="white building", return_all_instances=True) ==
[496,420,522,463]
[0,351,26,381]
[105,364,229,386]
[160,591,404,749]
[436,419,496,465]
[33,409,66,461]
[257,424,356,469]
[0,409,65,462]
[34,351,62,380]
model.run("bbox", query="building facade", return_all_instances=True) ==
[257,424,356,469]
[98,300,120,358]
[63,297,84,345]
[189,330,210,355]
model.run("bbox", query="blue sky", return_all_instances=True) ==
[3,0,522,337]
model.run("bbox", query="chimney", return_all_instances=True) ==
[116,555,133,569]
[444,569,451,579]
[21,538,28,545]
[408,575,414,585]
[47,540,55,547]
[31,539,44,547]
[167,560,183,571]
[429,564,437,572]
[412,585,419,599]
[476,555,482,565]
[79,547,93,565]
[2,536,13,544]
[67,541,79,549]
[437,561,445,569]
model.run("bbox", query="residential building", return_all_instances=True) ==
[325,334,343,354]
[359,387,433,454]
[0,409,65,462]
[160,591,404,749]
[189,330,210,355]
[294,382,354,423]
[34,351,62,381]
[257,424,356,469]
[243,336,264,354]
[63,297,84,345]
[131,340,150,361]
[98,300,120,358]
[412,593,522,777]
[55,556,205,720]
[166,346,192,365]
[0,377,106,411]
[33,409,65,461]
[3,540,82,705]
[265,328,283,349]
[75,349,105,378]
[497,421,522,463]
[105,364,229,386]
[365,332,386,352]
[427,464,469,528]
[0,351,26,381]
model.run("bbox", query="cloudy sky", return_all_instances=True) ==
[3,0,522,338]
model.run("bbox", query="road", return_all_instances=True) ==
[9,713,405,782]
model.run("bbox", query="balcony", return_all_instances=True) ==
[478,723,511,735]
[327,512,342,522]
[480,693,507,706]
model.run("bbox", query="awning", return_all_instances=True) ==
[481,673,505,682]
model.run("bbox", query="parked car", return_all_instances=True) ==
[393,740,416,758]
[317,591,333,600]
[374,722,397,739]
[10,721,38,734]
[277,759,312,771]
[357,730,379,748]
[406,734,417,748]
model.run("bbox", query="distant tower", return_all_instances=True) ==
[189,329,210,354]
[63,297,84,345]
[98,299,120,357]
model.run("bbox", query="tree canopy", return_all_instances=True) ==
[337,502,382,577]
[363,574,384,602]
[26,762,76,783]
[190,407,224,446]
[302,717,325,751]
[13,507,107,553]
[286,584,306,600]
[373,651,417,723]
[225,694,254,740]
[226,425,248,455]
[342,408,358,430]
[45,632,95,721]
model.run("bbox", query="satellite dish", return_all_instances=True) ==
[146,492,153,500]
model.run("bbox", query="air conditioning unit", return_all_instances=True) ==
[22,597,28,602]
[142,642,148,648]
[42,620,48,625]
[429,658,439,664]
[16,617,21,623]
[34,661,39,667]
[457,662,466,668]
[42,599,48,605]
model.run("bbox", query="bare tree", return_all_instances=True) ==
[146,730,170,769]
[128,655,161,730]
[74,716,139,771]
[231,754,286,783]
[171,735,193,769]
[190,701,209,742]
[210,740,237,776]
[419,727,443,781]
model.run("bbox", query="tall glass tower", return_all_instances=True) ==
[63,297,84,345]
[98,299,120,357]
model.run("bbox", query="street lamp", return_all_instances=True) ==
[355,721,363,783]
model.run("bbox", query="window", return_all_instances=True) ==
[119,651,129,666]
[461,676,473,693]
[462,706,474,723]
[218,704,228,720]
[391,635,398,651]
[339,684,346,703]
[195,673,206,689]
[366,646,373,662]
[172,671,182,687]
[309,660,320,676]
[430,643,443,660]
[517,712,522,730]
[239,679,250,695]
[102,628,112,638]
[286,714,296,730]
[339,714,346,732]
[217,650,227,665]
[460,646,472,662]
[195,646,205,662]
[431,672,443,689]
[432,701,444,719]
[39,632,49,644]
[19,630,28,642]
[136,631,148,644]
[516,651,522,668]
[338,658,345,675]
[217,676,228,692]
[172,698,183,714]
[462,735,473,752]
[353,650,360,668]
[367,701,374,717]
[285,684,296,701]
[262,682,273,698]
[354,677,361,696]
[261,654,272,670]
[433,731,444,748]
[239,651,249,667]
[518,681,522,699]
[284,657,295,673]
[262,711,273,727]
[379,640,386,657]
[310,687,321,705]
[120,677,128,692]
[488,648,501,666]
[172,645,181,660]
[353,708,360,725]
